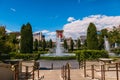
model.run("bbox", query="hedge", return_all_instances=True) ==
[9,52,40,60]
[40,56,76,60]
[0,54,10,60]
[75,50,109,61]
[111,48,120,55]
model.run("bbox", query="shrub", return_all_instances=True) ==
[75,50,108,61]
[9,52,40,60]
[33,51,47,54]
[40,56,76,60]
[38,48,49,51]
[0,54,10,60]
[38,51,48,54]
[111,48,120,55]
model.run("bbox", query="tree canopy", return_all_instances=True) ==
[42,39,46,51]
[70,38,74,51]
[34,39,38,51]
[20,23,33,53]
[49,39,53,48]
[64,39,68,49]
[77,38,81,49]
[0,26,11,54]
[87,23,98,50]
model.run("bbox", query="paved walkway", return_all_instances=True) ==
[21,60,120,80]
[39,70,62,80]
[39,69,89,80]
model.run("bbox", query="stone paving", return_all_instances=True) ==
[1,60,120,80]
[39,69,90,80]
[21,60,120,80]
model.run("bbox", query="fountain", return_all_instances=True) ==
[115,43,117,48]
[41,30,75,57]
[104,36,116,56]
[104,36,110,52]
[55,36,62,55]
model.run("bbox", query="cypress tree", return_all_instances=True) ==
[49,39,53,48]
[42,39,46,51]
[26,23,33,53]
[38,40,42,48]
[87,23,98,50]
[70,38,74,51]
[20,23,33,53]
[64,39,68,49]
[77,38,81,49]
[34,39,38,51]
[46,41,49,48]
[20,24,25,53]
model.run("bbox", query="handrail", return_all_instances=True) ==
[84,61,120,80]
[61,63,71,80]
[12,61,41,80]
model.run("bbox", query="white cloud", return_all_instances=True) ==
[46,32,56,36]
[10,8,16,12]
[46,32,56,41]
[34,30,56,41]
[63,15,120,39]
[67,17,76,22]
[6,29,12,33]
[41,30,49,34]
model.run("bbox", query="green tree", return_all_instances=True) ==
[20,24,26,53]
[49,39,53,48]
[0,26,11,54]
[101,29,108,37]
[38,40,42,48]
[70,38,74,51]
[0,26,6,40]
[77,38,81,49]
[20,23,33,53]
[98,35,104,50]
[64,39,68,49]
[42,39,46,51]
[46,41,49,48]
[87,23,98,50]
[8,33,18,45]
[82,39,87,49]
[98,29,108,50]
[8,33,19,51]
[34,39,38,51]
[108,27,120,46]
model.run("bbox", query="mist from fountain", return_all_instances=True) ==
[41,36,75,57]
[55,37,62,55]
[115,43,117,48]
[104,36,116,56]
[104,36,110,52]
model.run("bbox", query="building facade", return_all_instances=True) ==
[56,30,64,42]
[33,32,45,41]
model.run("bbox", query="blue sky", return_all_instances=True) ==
[0,0,120,39]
